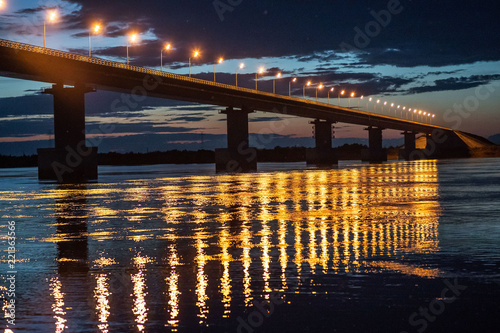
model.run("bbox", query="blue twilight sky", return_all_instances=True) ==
[0,0,499,155]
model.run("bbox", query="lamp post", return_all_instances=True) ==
[214,57,223,81]
[44,10,58,48]
[376,99,380,112]
[256,67,264,90]
[348,92,355,108]
[126,33,138,66]
[338,90,345,106]
[289,77,297,96]
[327,88,334,104]
[235,62,244,86]
[315,83,323,101]
[189,50,200,77]
[273,72,281,94]
[359,95,364,109]
[161,43,172,72]
[89,24,101,57]
[303,81,311,98]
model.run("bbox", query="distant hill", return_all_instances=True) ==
[488,134,500,145]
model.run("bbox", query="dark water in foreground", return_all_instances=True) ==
[1,159,500,332]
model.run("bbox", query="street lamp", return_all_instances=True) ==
[289,77,297,96]
[189,50,200,77]
[235,62,244,86]
[338,90,345,106]
[315,83,324,101]
[44,9,58,48]
[273,72,282,94]
[303,81,311,98]
[256,66,264,90]
[127,33,138,65]
[348,92,355,107]
[328,87,334,104]
[359,95,364,109]
[89,24,101,57]
[161,43,172,72]
[213,57,223,82]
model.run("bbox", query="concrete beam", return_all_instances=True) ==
[306,119,338,166]
[399,131,418,160]
[361,126,387,162]
[215,107,257,172]
[38,84,97,182]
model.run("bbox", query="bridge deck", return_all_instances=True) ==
[0,38,449,134]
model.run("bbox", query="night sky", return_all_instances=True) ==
[1,0,499,155]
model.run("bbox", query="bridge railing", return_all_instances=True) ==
[0,38,297,102]
[0,38,441,130]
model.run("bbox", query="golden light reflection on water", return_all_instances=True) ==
[7,160,442,330]
[166,244,180,330]
[131,255,151,332]
[49,277,67,333]
[94,273,110,332]
[195,235,209,325]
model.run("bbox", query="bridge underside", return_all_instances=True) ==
[0,39,495,181]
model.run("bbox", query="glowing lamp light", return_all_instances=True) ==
[277,72,282,78]
[218,57,223,63]
[351,92,355,97]
[307,81,312,86]
[292,77,297,82]
[391,103,394,107]
[341,90,345,95]
[377,99,380,103]
[331,87,334,92]
[93,24,101,34]
[318,84,324,89]
[48,10,58,22]
[369,97,373,102]
[239,62,245,69]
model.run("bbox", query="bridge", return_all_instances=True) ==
[0,38,491,182]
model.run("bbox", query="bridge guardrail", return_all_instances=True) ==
[0,38,285,100]
[0,38,443,130]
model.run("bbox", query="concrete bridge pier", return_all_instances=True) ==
[306,119,338,166]
[38,84,98,182]
[215,107,257,172]
[361,126,387,162]
[399,131,418,160]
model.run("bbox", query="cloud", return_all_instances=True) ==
[407,75,500,94]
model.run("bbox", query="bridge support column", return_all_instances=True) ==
[38,84,98,182]
[306,119,338,166]
[215,107,257,172]
[399,131,418,160]
[361,126,387,162]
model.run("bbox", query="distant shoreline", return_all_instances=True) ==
[1,144,499,169]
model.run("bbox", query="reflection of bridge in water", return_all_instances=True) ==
[16,161,442,331]
[0,38,492,182]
